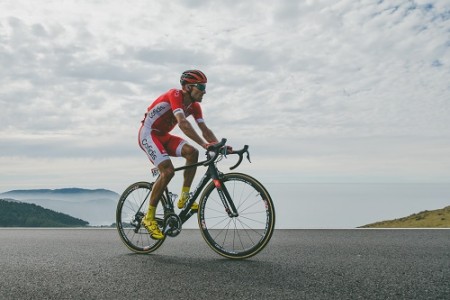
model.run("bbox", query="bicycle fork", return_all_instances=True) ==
[212,172,239,218]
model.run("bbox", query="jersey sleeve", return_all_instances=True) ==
[168,89,184,116]
[192,103,204,123]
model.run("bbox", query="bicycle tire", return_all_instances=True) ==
[198,173,275,259]
[116,181,166,254]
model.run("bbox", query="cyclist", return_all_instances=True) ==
[138,69,219,239]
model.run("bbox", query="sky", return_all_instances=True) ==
[1,0,450,228]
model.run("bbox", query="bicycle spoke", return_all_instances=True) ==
[116,182,165,254]
[198,173,275,259]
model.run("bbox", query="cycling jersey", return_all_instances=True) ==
[142,89,204,134]
[138,89,203,166]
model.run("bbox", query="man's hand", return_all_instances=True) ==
[203,142,233,154]
[203,142,218,150]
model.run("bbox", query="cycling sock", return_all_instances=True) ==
[180,186,190,200]
[146,205,157,220]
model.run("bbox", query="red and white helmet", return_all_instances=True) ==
[180,70,207,85]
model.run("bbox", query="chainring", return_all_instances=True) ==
[163,212,182,237]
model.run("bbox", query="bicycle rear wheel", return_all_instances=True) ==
[198,173,275,259]
[116,181,166,253]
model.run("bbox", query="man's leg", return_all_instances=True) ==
[177,144,199,209]
[150,160,175,207]
[181,144,199,188]
[138,130,177,239]
[142,160,174,239]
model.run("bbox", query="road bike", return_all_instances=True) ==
[116,138,275,259]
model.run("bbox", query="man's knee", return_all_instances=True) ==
[158,161,175,181]
[183,145,199,161]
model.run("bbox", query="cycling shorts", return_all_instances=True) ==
[138,125,187,167]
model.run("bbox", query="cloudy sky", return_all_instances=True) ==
[1,1,449,227]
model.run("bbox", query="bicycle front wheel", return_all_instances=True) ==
[116,182,166,254]
[198,173,275,259]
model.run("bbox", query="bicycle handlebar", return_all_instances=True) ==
[229,144,250,170]
[203,138,251,170]
[173,138,250,173]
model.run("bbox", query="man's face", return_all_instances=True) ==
[189,84,206,102]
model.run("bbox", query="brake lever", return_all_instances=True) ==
[223,146,228,159]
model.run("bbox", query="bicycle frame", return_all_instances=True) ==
[158,139,247,225]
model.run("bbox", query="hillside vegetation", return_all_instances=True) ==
[0,199,89,227]
[360,205,450,228]
[0,188,118,226]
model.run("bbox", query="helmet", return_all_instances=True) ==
[180,70,207,85]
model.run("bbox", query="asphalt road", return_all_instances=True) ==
[0,229,449,299]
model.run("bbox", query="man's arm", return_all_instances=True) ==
[197,122,218,144]
[175,113,208,148]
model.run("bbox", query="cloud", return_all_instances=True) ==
[1,1,450,230]
[0,0,449,194]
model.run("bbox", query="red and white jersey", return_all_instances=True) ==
[142,89,204,134]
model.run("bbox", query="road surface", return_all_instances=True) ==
[0,229,449,299]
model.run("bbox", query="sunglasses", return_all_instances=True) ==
[190,83,206,91]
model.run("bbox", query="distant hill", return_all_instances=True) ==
[0,188,118,201]
[0,199,89,227]
[0,188,119,226]
[360,205,450,228]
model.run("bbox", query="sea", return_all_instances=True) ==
[264,183,450,229]
[176,182,450,229]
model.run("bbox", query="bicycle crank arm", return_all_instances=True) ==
[162,213,182,237]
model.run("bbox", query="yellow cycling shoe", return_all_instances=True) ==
[177,198,199,210]
[141,219,164,240]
